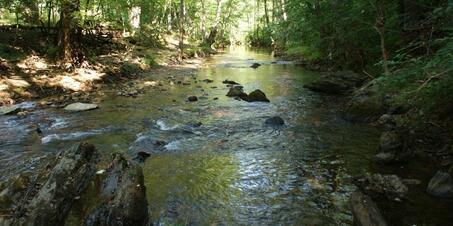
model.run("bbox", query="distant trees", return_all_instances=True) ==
[0,0,249,64]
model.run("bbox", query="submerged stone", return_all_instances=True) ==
[265,116,285,126]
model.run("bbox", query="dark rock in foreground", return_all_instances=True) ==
[427,170,453,197]
[0,143,99,226]
[304,71,366,95]
[85,155,148,226]
[350,191,388,226]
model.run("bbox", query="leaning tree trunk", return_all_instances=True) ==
[59,0,80,68]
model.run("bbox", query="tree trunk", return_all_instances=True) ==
[280,0,287,21]
[200,0,207,41]
[58,0,79,68]
[178,0,185,60]
[374,0,390,75]
[264,0,270,27]
[47,0,52,30]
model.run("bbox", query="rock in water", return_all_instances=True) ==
[226,86,247,98]
[202,79,214,83]
[350,191,388,226]
[356,174,408,200]
[0,143,99,226]
[265,116,285,126]
[304,71,366,95]
[250,63,261,69]
[373,131,411,164]
[64,103,98,112]
[222,80,239,85]
[243,89,270,102]
[0,105,20,115]
[187,96,198,102]
[379,131,402,152]
[85,155,148,226]
[427,171,453,197]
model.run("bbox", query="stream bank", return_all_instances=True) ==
[304,69,453,225]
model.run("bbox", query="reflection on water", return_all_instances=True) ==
[2,46,383,225]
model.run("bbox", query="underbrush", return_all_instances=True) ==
[375,40,453,118]
[284,44,322,62]
[0,43,26,61]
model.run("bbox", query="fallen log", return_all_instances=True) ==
[0,143,99,226]
[350,191,387,226]
[85,154,148,226]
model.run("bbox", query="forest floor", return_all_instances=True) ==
[0,27,209,107]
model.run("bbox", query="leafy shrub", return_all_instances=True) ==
[120,62,142,75]
[144,53,158,67]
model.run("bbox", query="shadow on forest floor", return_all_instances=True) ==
[0,27,205,106]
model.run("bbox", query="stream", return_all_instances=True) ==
[1,47,450,225]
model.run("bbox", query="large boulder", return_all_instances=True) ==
[427,170,453,197]
[304,71,367,95]
[242,89,270,102]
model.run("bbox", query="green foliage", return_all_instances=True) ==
[0,43,25,61]
[45,44,59,60]
[144,52,158,67]
[120,62,142,75]
[285,45,321,61]
[377,38,453,114]
[246,26,272,48]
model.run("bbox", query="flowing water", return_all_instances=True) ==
[1,47,450,225]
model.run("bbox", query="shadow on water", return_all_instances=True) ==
[6,46,450,225]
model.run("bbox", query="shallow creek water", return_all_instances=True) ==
[0,47,451,225]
